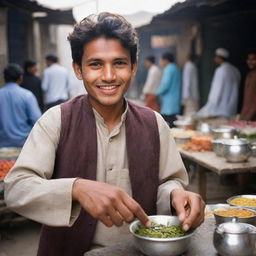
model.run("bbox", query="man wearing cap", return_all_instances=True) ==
[197,48,241,118]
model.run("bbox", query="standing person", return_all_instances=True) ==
[0,64,41,147]
[42,55,70,110]
[21,60,44,111]
[182,54,199,116]
[240,50,256,121]
[4,13,205,256]
[141,55,162,111]
[197,48,241,118]
[156,52,181,127]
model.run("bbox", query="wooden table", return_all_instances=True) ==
[179,149,256,200]
[84,217,218,256]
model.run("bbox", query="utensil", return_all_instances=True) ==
[212,127,238,139]
[227,195,256,210]
[213,205,256,225]
[129,215,195,256]
[196,122,212,134]
[212,139,229,156]
[250,142,256,157]
[222,139,252,162]
[213,217,256,256]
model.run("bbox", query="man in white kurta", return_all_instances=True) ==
[182,56,199,116]
[197,48,241,118]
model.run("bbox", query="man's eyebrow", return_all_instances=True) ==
[86,57,129,63]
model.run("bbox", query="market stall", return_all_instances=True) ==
[171,119,256,200]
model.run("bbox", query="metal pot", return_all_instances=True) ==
[250,142,256,157]
[196,122,212,134]
[222,139,252,163]
[213,217,256,256]
[212,127,238,139]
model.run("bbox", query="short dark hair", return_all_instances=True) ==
[46,55,58,63]
[24,60,36,72]
[68,12,138,66]
[146,56,155,64]
[162,52,174,63]
[247,49,256,56]
[4,64,23,83]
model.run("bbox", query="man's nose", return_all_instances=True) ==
[102,65,116,82]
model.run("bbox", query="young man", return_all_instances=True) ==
[157,52,181,127]
[4,13,205,256]
[197,48,241,118]
[141,55,162,111]
[21,60,44,111]
[0,64,41,147]
[42,55,70,110]
[240,50,256,120]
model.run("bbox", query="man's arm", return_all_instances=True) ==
[156,66,173,96]
[155,112,205,231]
[4,106,80,226]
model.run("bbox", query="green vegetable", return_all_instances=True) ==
[135,223,186,238]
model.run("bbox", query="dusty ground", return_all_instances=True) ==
[0,170,255,256]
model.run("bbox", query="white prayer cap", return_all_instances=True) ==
[215,48,229,58]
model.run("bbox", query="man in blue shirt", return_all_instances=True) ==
[157,52,181,127]
[0,64,41,147]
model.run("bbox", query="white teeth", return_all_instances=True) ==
[99,86,117,90]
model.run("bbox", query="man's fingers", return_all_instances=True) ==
[171,195,187,222]
[124,197,150,227]
[182,195,204,231]
[115,202,135,223]
[99,215,114,227]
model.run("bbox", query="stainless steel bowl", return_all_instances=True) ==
[250,142,256,157]
[129,215,195,256]
[196,122,212,134]
[227,195,256,210]
[222,139,252,163]
[213,205,256,225]
[212,139,230,156]
[174,136,191,145]
[212,127,238,139]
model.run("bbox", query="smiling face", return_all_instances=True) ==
[73,37,137,111]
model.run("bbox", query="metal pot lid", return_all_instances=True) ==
[217,218,256,234]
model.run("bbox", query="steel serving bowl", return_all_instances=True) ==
[222,139,252,162]
[212,127,238,140]
[196,122,212,134]
[129,215,195,256]
[213,205,256,225]
[174,136,191,145]
[173,120,194,130]
[227,195,256,211]
[250,142,256,157]
[212,139,229,156]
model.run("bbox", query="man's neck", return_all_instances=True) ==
[89,97,125,132]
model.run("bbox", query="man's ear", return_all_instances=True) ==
[72,62,83,80]
[131,62,138,77]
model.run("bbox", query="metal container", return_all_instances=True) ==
[227,195,256,211]
[196,122,212,134]
[250,142,256,157]
[212,139,230,156]
[212,127,238,140]
[129,215,195,256]
[213,218,256,256]
[222,139,252,163]
[173,120,194,130]
[174,136,191,145]
[213,205,256,225]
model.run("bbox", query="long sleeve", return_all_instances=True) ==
[26,93,42,125]
[155,112,189,214]
[41,69,49,92]
[142,66,161,95]
[4,106,80,226]
[157,65,173,96]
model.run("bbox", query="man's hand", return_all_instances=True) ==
[72,179,150,228]
[171,189,205,231]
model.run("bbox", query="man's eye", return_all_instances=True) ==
[115,61,127,66]
[89,63,102,67]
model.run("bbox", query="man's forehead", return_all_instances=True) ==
[82,37,130,60]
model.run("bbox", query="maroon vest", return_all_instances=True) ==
[37,95,160,256]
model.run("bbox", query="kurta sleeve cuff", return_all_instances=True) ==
[157,180,184,215]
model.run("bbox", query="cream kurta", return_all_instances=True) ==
[4,103,188,247]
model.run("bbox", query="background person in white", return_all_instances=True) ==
[197,48,241,118]
[182,54,199,116]
[42,55,70,110]
[141,55,162,111]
